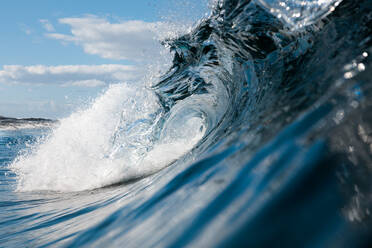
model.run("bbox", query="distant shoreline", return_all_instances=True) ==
[0,116,58,130]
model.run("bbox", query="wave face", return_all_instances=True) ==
[2,0,372,247]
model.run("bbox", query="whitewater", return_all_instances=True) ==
[1,0,372,247]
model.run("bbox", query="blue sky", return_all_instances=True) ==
[0,0,208,118]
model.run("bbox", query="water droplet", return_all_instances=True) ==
[357,63,365,71]
[344,72,353,79]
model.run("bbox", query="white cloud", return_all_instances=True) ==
[20,23,33,35]
[46,16,182,62]
[0,64,142,87]
[63,79,106,88]
[40,19,55,32]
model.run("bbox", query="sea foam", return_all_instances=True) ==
[11,83,205,192]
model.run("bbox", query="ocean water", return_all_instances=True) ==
[1,0,372,247]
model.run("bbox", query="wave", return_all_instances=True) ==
[11,83,206,191]
[5,0,372,246]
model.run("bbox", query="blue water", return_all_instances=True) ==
[1,0,372,247]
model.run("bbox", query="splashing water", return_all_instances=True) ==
[11,82,206,191]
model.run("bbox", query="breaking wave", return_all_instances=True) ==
[3,0,372,246]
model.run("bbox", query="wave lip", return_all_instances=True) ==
[256,0,342,29]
